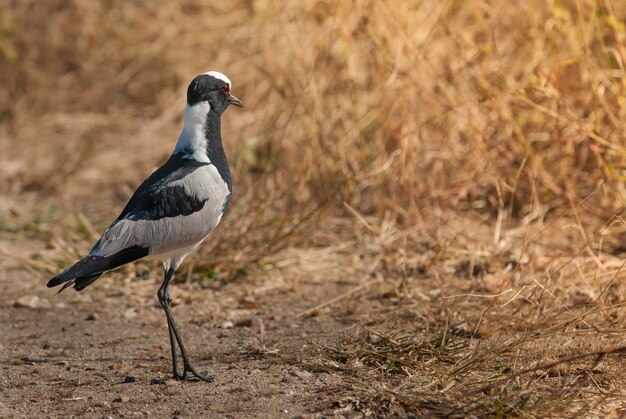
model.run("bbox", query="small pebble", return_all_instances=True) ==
[124,308,140,319]
[281,374,296,383]
[86,313,99,321]
[295,370,312,379]
[220,321,234,329]
[234,319,254,328]
[113,395,130,403]
[14,295,52,309]
[165,379,180,387]
[96,400,111,409]
[239,297,261,309]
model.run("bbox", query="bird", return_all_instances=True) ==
[47,71,244,382]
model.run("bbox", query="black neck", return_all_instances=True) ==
[204,111,232,191]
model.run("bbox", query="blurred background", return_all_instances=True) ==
[1,0,626,416]
[2,0,625,256]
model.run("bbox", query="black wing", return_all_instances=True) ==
[47,153,210,292]
[116,153,210,221]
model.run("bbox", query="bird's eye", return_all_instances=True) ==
[222,85,230,95]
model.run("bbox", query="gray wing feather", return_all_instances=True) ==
[92,164,230,258]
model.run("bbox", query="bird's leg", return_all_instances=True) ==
[157,267,214,382]
[166,317,186,379]
[158,269,185,380]
[166,317,185,379]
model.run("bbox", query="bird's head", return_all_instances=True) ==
[186,71,244,115]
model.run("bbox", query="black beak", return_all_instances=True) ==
[228,95,244,107]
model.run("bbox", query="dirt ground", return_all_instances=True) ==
[2,210,626,418]
[1,235,361,418]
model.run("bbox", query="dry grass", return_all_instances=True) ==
[1,0,626,416]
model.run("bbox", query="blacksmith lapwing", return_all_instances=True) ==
[47,71,244,382]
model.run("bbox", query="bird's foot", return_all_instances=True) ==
[188,371,214,382]
[171,363,213,382]
[172,370,186,381]
[181,362,214,382]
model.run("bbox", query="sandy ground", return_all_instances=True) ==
[3,215,626,418]
[0,239,358,418]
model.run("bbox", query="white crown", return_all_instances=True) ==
[203,71,231,87]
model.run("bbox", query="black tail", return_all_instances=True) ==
[47,245,149,292]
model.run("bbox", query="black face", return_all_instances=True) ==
[187,74,228,112]
[186,74,243,114]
